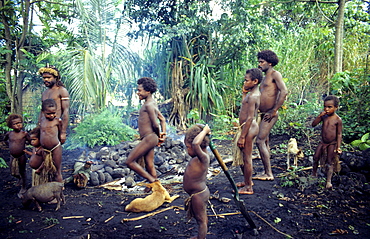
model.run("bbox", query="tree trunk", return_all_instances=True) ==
[334,0,346,73]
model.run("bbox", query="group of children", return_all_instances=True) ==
[4,52,342,238]
[5,99,64,196]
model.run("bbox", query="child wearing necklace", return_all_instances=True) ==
[24,127,45,174]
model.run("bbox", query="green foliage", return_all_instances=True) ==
[351,133,370,151]
[0,157,8,168]
[272,97,320,140]
[329,70,370,142]
[43,217,59,226]
[65,110,137,149]
[186,108,236,139]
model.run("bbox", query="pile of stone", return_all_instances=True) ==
[75,137,193,187]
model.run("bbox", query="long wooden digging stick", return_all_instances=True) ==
[209,141,258,236]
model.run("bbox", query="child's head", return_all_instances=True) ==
[184,124,210,150]
[137,77,157,94]
[245,68,263,84]
[42,99,57,120]
[6,114,23,129]
[324,95,340,108]
[257,50,279,66]
[38,65,64,87]
[29,127,41,147]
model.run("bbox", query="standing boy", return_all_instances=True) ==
[312,95,342,189]
[125,77,166,184]
[234,68,262,194]
[38,65,69,144]
[40,99,63,183]
[4,114,30,196]
[183,124,211,239]
[253,50,288,181]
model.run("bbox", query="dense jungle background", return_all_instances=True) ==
[0,0,369,238]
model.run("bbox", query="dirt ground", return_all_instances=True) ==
[0,134,369,239]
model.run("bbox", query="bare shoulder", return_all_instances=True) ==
[58,86,69,96]
[271,70,283,80]
[335,114,342,123]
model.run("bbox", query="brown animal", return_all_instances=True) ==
[21,182,65,211]
[287,138,304,170]
[125,180,179,212]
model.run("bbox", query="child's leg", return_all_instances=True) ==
[52,145,63,182]
[312,144,323,176]
[126,134,158,183]
[191,188,210,239]
[18,154,27,193]
[239,127,257,194]
[325,145,336,189]
[144,148,157,179]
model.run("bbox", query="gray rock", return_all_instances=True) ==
[90,172,100,186]
[104,173,113,183]
[111,168,126,178]
[105,166,113,174]
[97,171,106,184]
[125,176,135,187]
[154,155,165,165]
[104,159,118,168]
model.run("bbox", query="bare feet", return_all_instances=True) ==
[236,182,245,187]
[325,182,333,189]
[236,181,254,187]
[238,186,254,195]
[252,174,274,181]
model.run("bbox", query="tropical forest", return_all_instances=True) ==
[0,0,369,238]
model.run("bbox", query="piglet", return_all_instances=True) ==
[21,182,65,211]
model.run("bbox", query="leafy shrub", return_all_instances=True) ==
[272,97,320,140]
[0,157,8,168]
[329,70,370,142]
[65,110,137,149]
[351,133,370,150]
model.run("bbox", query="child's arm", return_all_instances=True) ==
[238,95,258,148]
[147,104,161,137]
[3,132,10,146]
[24,149,33,156]
[336,117,343,154]
[58,118,63,143]
[25,132,31,144]
[312,111,326,127]
[193,124,211,162]
[157,111,167,144]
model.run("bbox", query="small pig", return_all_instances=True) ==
[21,182,65,211]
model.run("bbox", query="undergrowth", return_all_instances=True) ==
[65,109,137,149]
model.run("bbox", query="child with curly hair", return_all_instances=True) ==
[125,77,166,185]
[4,114,30,196]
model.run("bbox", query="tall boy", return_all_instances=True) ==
[312,95,342,189]
[40,99,63,183]
[234,68,262,194]
[183,124,211,239]
[4,114,30,196]
[125,77,166,184]
[253,50,288,181]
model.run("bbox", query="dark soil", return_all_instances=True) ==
[0,134,369,239]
